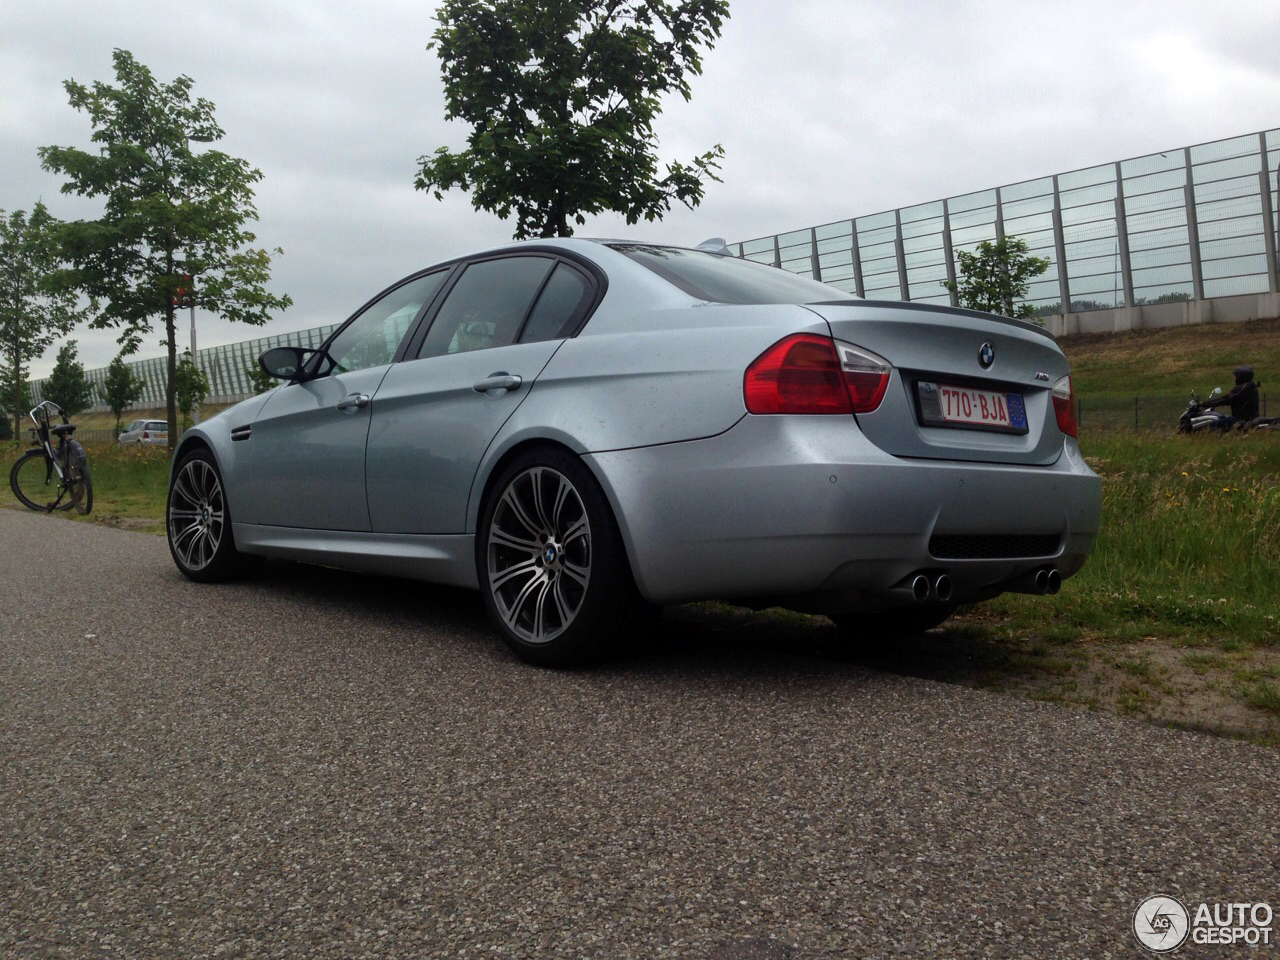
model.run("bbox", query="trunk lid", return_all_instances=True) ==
[805,300,1070,466]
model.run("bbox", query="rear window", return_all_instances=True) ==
[611,244,856,305]
[146,422,167,431]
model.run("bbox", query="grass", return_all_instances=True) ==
[2,440,171,531]
[979,431,1280,651]
[1061,316,1280,398]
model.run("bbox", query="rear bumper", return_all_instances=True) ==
[585,414,1100,610]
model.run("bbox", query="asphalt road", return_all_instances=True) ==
[1,507,1276,960]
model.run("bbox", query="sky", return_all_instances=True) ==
[3,0,1280,377]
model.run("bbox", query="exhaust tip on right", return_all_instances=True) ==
[1045,569,1062,595]
[933,574,953,603]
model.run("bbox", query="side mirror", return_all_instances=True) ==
[1208,386,1223,399]
[259,346,330,382]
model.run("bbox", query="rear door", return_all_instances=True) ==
[365,255,597,534]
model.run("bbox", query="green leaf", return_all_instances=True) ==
[415,0,729,238]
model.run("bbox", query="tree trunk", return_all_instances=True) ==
[165,306,178,450]
[10,339,21,442]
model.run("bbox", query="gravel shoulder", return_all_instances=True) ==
[1,509,1276,959]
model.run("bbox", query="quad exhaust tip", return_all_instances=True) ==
[899,572,953,604]
[1006,566,1061,596]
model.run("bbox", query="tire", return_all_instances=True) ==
[830,604,957,639]
[64,440,92,515]
[10,450,58,511]
[478,447,645,666]
[167,448,262,583]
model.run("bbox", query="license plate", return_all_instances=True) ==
[917,381,1028,433]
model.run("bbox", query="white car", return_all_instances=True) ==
[118,419,168,445]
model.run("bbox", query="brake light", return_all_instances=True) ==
[1052,375,1078,438]
[142,431,150,439]
[744,334,891,415]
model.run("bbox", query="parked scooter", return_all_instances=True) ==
[1178,387,1233,433]
[1178,384,1280,432]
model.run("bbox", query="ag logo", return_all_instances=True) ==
[1134,895,1190,952]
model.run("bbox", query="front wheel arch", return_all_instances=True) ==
[167,446,262,582]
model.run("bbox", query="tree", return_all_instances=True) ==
[942,237,1050,321]
[0,202,87,440]
[101,354,145,435]
[175,350,209,432]
[416,0,728,239]
[39,49,292,448]
[245,363,276,395]
[42,340,94,418]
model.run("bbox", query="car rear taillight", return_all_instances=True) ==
[833,341,891,413]
[744,334,891,415]
[1052,375,1078,438]
[142,431,150,439]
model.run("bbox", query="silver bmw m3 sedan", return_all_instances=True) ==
[166,239,1100,665]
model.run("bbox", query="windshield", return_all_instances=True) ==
[612,244,856,305]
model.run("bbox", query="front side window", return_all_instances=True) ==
[325,271,448,375]
[417,257,556,360]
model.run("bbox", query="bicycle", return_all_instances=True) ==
[9,400,93,515]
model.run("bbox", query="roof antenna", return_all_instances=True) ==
[695,237,733,256]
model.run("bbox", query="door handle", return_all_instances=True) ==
[335,393,370,412]
[472,374,522,394]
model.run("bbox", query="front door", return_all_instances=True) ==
[240,270,449,530]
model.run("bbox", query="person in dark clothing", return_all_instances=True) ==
[1204,365,1260,427]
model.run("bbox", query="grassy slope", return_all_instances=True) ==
[1059,316,1280,398]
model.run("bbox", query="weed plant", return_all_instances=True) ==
[983,430,1280,650]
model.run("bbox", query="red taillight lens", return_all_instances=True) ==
[1052,375,1078,438]
[142,432,149,439]
[744,334,852,414]
[744,334,891,415]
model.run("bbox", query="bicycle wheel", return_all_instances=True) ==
[64,441,92,515]
[9,450,59,511]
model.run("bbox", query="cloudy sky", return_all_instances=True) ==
[3,0,1279,377]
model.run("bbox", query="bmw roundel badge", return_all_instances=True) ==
[978,342,995,368]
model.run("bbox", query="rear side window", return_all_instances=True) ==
[612,244,854,305]
[520,262,593,343]
[418,257,556,359]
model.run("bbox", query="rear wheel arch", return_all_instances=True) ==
[473,441,651,665]
[473,438,644,584]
